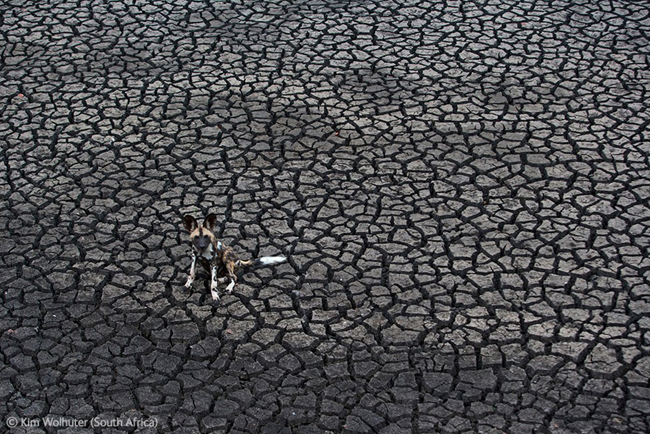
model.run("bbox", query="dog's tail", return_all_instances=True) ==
[237,256,287,268]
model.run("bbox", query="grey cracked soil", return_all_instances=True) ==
[1,1,650,433]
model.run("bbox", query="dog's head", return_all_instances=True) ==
[183,213,218,253]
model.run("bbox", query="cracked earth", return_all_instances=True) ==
[2,1,650,433]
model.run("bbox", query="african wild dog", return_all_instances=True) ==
[182,213,287,303]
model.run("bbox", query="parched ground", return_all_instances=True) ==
[1,1,650,433]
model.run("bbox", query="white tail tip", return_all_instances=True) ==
[257,256,287,266]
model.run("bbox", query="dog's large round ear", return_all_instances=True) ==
[204,213,218,231]
[183,215,198,232]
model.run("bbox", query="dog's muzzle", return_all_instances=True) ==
[193,236,211,251]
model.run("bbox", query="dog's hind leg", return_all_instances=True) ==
[224,278,236,294]
[224,262,237,294]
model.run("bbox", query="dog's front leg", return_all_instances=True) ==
[210,264,220,303]
[184,251,197,290]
